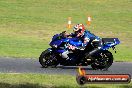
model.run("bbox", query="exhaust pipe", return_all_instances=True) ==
[88,48,101,56]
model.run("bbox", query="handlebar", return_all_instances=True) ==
[59,31,68,38]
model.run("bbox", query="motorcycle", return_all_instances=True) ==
[39,31,120,70]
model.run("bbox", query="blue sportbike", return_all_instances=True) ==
[39,31,120,70]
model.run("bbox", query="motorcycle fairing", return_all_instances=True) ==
[102,38,120,50]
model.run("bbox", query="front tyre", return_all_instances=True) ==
[39,49,58,68]
[91,50,113,70]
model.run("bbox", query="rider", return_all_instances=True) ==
[71,24,90,48]
[61,24,100,60]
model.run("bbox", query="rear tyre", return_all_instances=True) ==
[39,49,58,68]
[91,50,113,70]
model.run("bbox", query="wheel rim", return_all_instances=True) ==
[42,53,51,67]
[42,53,58,67]
[94,52,110,67]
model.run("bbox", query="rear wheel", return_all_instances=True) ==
[91,50,113,70]
[39,49,58,68]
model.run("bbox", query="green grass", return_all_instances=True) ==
[0,73,131,88]
[0,0,132,61]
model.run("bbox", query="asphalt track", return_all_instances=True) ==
[0,57,132,76]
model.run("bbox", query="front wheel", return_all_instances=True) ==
[39,49,58,68]
[91,50,113,70]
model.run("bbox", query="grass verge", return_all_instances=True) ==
[0,73,131,88]
[0,0,131,61]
